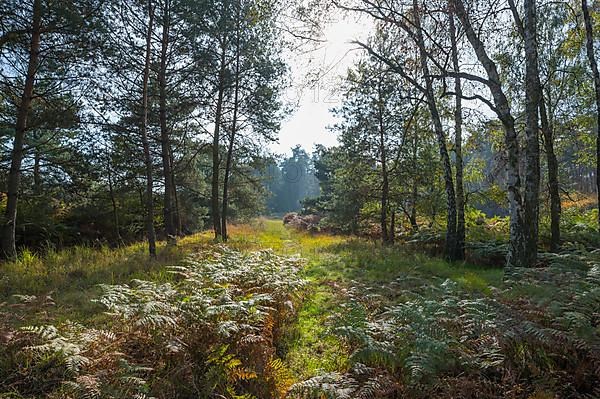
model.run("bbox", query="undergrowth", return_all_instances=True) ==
[1,247,306,399]
[2,219,600,398]
[288,245,600,399]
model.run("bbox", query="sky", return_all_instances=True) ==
[270,14,371,155]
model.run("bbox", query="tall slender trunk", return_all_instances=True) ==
[212,37,227,240]
[510,0,554,255]
[222,6,241,243]
[377,81,390,244]
[390,209,396,243]
[141,0,157,257]
[158,0,176,245]
[221,128,236,242]
[33,147,41,196]
[410,124,419,231]
[173,184,181,234]
[449,7,465,260]
[380,162,390,244]
[168,148,181,235]
[106,155,122,244]
[582,0,600,227]
[414,0,457,260]
[523,0,541,265]
[221,3,241,241]
[540,95,561,251]
[453,0,529,267]
[1,0,42,259]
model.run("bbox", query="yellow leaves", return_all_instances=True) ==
[230,366,258,382]
[266,357,295,399]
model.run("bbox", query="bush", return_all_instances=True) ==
[282,214,321,233]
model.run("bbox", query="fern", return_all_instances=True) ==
[8,248,306,399]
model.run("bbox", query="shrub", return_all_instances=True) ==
[282,214,321,233]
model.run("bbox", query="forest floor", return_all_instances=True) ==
[3,219,596,398]
[1,219,501,378]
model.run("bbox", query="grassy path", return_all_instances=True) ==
[227,220,504,383]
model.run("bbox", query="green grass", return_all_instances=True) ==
[0,232,215,327]
[0,218,507,385]
[226,220,505,381]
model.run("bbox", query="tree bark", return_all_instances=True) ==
[212,37,227,240]
[1,0,42,259]
[510,0,558,253]
[158,0,177,245]
[414,0,457,260]
[390,209,396,243]
[221,131,235,242]
[453,0,530,267]
[540,95,561,251]
[378,81,390,244]
[168,148,182,235]
[410,123,419,231]
[222,9,241,243]
[523,0,541,265]
[449,6,465,260]
[140,0,157,258]
[582,0,600,227]
[106,155,122,244]
[33,147,41,196]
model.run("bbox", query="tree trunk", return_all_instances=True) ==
[221,129,235,242]
[212,37,227,240]
[173,177,182,236]
[582,0,600,227]
[106,155,122,244]
[33,147,41,196]
[158,0,176,245]
[168,147,181,235]
[380,167,390,244]
[410,189,419,231]
[410,123,419,232]
[453,0,530,267]
[140,0,157,258]
[540,95,561,251]
[390,209,396,243]
[222,6,241,243]
[449,7,465,260]
[523,0,541,265]
[414,0,457,260]
[377,80,390,244]
[1,0,42,259]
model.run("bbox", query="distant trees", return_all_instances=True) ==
[329,49,407,244]
[266,146,320,215]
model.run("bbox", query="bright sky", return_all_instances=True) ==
[270,14,372,155]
